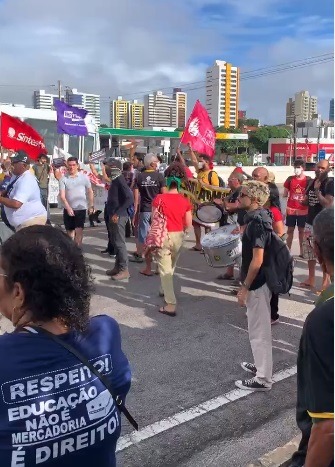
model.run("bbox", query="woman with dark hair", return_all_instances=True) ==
[152,163,192,316]
[265,184,286,325]
[0,225,131,466]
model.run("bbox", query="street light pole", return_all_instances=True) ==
[293,114,297,163]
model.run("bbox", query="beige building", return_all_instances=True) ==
[286,98,295,125]
[173,88,187,128]
[129,100,144,129]
[286,91,318,124]
[206,60,240,128]
[144,91,177,128]
[110,97,144,129]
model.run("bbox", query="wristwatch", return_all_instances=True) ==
[242,281,250,290]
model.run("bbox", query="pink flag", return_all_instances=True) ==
[181,100,216,158]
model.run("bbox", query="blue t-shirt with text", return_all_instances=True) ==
[0,315,131,467]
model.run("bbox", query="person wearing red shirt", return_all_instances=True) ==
[152,163,192,316]
[283,160,311,256]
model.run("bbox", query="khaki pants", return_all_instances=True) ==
[246,282,273,386]
[156,232,185,305]
[16,215,47,231]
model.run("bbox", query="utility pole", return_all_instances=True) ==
[57,80,62,100]
[293,114,297,163]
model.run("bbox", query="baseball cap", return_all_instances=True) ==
[10,150,30,164]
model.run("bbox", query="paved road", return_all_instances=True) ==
[79,221,319,467]
[0,205,321,466]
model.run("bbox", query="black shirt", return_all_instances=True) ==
[220,187,246,226]
[297,297,334,467]
[106,175,134,217]
[306,177,334,225]
[134,170,166,212]
[240,209,272,291]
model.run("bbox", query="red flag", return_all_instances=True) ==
[181,100,216,158]
[0,112,47,160]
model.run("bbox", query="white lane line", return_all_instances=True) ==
[280,321,303,329]
[116,365,297,453]
[273,339,296,348]
[273,345,297,355]
[228,324,248,333]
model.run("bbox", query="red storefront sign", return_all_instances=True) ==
[270,142,334,162]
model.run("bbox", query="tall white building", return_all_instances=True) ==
[287,91,318,123]
[65,88,101,126]
[206,60,240,128]
[33,90,62,110]
[144,91,177,128]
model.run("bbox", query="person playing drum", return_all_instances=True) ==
[214,172,246,280]
[187,143,220,251]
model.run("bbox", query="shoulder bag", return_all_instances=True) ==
[22,325,138,431]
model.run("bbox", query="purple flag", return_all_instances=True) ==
[55,100,89,136]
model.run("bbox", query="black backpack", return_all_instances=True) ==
[263,232,294,295]
[209,170,225,188]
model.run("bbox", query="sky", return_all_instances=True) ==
[0,0,333,125]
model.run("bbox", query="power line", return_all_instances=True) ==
[99,53,334,101]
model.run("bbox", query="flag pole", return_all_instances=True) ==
[57,80,63,150]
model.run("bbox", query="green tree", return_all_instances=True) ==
[238,118,260,128]
[248,126,290,153]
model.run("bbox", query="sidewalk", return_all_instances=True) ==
[248,436,300,467]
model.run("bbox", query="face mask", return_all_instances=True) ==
[294,168,303,176]
[198,162,204,169]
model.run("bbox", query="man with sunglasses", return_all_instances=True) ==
[235,180,273,392]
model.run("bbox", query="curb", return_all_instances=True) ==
[247,435,300,467]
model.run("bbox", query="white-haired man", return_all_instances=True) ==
[131,153,166,275]
[235,180,273,392]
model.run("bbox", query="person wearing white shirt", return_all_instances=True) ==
[0,151,47,231]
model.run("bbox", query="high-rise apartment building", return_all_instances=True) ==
[110,97,144,129]
[33,90,63,110]
[110,97,130,129]
[286,97,295,125]
[129,100,144,129]
[206,60,240,128]
[173,88,187,128]
[329,98,334,122]
[65,88,101,126]
[144,91,177,128]
[286,91,317,123]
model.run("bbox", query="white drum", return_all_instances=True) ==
[201,224,241,268]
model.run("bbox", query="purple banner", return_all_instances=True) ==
[55,100,89,136]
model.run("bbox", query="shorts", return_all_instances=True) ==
[302,224,315,260]
[286,214,307,229]
[63,209,86,231]
[138,211,151,244]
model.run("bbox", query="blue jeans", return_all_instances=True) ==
[138,212,151,244]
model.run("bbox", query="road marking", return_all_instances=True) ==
[273,338,296,348]
[280,321,303,329]
[273,345,297,355]
[116,365,297,453]
[228,324,248,333]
